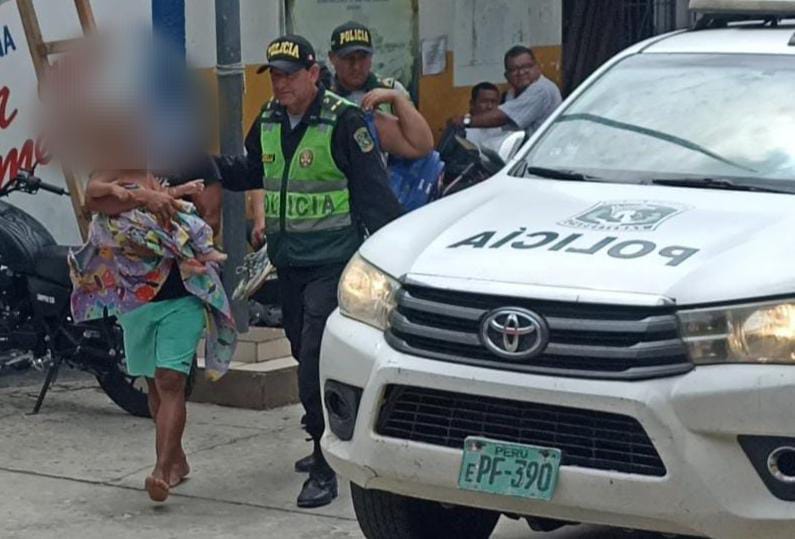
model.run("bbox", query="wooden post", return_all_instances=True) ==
[16,0,94,239]
[15,0,47,78]
[74,0,96,33]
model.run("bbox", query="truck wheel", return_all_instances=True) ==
[350,483,500,539]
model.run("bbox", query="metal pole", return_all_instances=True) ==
[674,0,692,29]
[215,0,248,331]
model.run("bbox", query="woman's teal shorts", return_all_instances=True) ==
[118,296,206,378]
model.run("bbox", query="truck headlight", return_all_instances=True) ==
[338,254,399,331]
[678,301,795,364]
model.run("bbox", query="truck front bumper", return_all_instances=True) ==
[320,311,795,539]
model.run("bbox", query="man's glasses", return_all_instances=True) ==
[506,63,536,76]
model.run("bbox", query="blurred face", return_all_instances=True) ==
[505,52,540,92]
[39,30,207,171]
[330,50,372,91]
[270,64,319,113]
[470,88,500,115]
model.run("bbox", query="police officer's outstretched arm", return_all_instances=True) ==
[213,117,265,192]
[334,107,403,233]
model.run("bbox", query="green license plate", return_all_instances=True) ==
[458,437,562,501]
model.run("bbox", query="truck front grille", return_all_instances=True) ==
[377,385,667,477]
[385,285,691,380]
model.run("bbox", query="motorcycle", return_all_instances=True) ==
[437,128,526,196]
[0,169,150,417]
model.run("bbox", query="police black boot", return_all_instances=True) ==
[297,442,338,508]
[294,452,315,473]
[297,472,338,508]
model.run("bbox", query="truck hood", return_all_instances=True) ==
[361,176,795,306]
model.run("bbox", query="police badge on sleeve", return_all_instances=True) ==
[354,126,375,153]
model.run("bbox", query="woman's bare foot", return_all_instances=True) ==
[145,474,170,502]
[168,456,191,488]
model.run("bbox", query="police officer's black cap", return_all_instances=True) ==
[256,34,316,74]
[330,21,373,57]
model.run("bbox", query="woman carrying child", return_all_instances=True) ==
[69,171,237,503]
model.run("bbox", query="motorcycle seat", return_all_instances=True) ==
[34,245,75,287]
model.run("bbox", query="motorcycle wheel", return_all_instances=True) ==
[95,355,197,418]
[96,363,151,418]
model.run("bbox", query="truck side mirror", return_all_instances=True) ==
[497,131,526,163]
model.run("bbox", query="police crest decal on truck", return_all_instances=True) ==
[560,201,688,231]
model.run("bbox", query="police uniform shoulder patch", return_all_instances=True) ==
[353,126,375,153]
[326,93,349,109]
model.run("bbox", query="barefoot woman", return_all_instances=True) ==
[73,169,236,502]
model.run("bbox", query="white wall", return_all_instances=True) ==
[34,0,150,42]
[240,0,282,66]
[419,0,562,87]
[419,0,453,50]
[186,0,281,69]
[185,0,215,67]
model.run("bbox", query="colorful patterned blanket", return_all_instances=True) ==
[68,206,237,380]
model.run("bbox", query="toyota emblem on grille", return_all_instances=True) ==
[480,307,549,361]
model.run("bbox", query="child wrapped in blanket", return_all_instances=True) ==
[87,172,226,275]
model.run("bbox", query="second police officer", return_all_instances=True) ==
[328,21,410,114]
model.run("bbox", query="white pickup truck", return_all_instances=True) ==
[320,2,795,538]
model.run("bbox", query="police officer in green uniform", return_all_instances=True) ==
[214,35,402,508]
[328,21,410,114]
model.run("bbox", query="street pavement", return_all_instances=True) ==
[0,369,676,539]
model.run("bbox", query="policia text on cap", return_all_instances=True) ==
[213,35,402,509]
[329,21,410,114]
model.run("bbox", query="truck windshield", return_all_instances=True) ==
[515,54,795,189]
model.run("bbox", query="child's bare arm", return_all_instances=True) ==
[168,179,205,199]
[85,172,135,211]
[85,171,179,222]
[192,182,221,235]
[85,171,123,198]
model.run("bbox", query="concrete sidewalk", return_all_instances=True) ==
[0,371,666,539]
